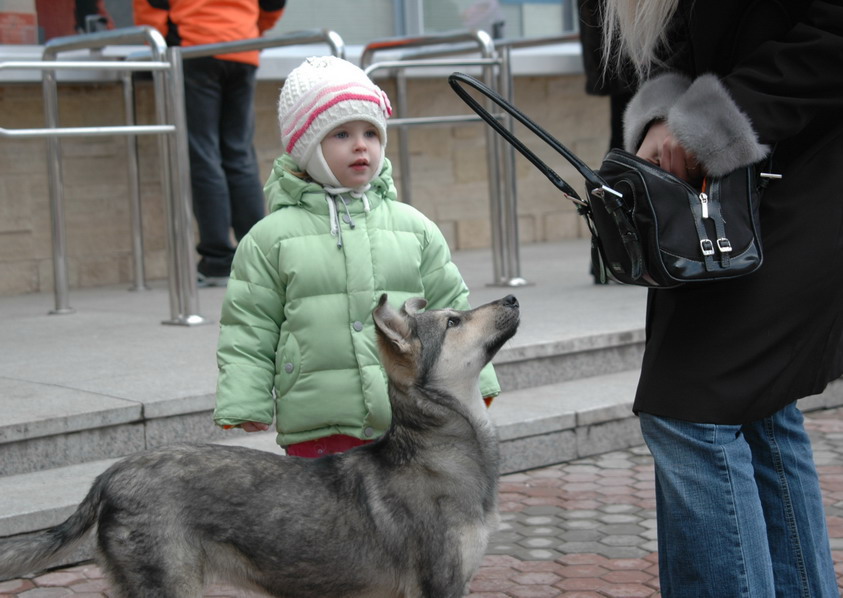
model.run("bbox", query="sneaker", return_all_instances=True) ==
[197,272,229,288]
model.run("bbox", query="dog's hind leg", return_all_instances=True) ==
[101,555,205,598]
[97,527,205,598]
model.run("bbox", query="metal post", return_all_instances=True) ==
[481,61,506,286]
[41,65,74,314]
[324,30,347,59]
[122,71,149,292]
[39,26,178,316]
[498,45,526,286]
[396,69,412,205]
[160,47,207,326]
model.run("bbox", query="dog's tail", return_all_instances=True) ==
[0,471,105,580]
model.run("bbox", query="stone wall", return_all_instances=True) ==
[0,73,611,296]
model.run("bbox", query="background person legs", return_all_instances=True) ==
[219,60,265,244]
[183,56,265,283]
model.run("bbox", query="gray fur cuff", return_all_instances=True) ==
[667,74,769,176]
[623,72,691,152]
[624,72,769,176]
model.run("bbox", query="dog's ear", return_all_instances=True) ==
[401,297,427,316]
[373,294,413,354]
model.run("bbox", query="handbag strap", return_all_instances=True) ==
[450,72,646,283]
[448,72,610,205]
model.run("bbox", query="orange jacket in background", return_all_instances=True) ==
[133,0,285,66]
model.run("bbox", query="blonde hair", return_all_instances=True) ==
[601,0,680,81]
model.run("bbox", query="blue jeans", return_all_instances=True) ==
[640,404,838,598]
[182,57,266,277]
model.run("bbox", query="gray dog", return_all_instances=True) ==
[0,293,520,598]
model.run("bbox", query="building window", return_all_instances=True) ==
[274,0,576,46]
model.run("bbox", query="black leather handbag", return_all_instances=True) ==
[449,72,774,288]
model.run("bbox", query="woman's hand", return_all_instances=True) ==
[637,120,705,185]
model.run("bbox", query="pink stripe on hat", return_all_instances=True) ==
[285,92,388,155]
[281,81,362,139]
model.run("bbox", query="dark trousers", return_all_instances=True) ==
[182,56,266,277]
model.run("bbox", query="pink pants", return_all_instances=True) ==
[285,434,372,458]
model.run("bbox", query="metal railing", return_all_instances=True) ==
[0,27,345,324]
[1,26,574,314]
[178,29,345,60]
[360,30,527,287]
[485,34,582,288]
[0,26,201,322]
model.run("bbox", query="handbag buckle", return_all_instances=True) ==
[700,239,715,256]
[717,238,732,253]
[562,191,589,208]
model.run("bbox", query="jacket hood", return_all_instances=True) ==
[264,154,397,214]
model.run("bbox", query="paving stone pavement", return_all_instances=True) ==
[2,408,842,598]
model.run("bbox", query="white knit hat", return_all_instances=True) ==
[278,56,392,187]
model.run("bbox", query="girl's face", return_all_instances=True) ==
[320,120,382,188]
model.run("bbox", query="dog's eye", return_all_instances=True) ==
[447,316,460,328]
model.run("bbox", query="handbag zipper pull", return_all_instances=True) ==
[699,178,709,219]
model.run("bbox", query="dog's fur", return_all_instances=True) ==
[0,294,520,598]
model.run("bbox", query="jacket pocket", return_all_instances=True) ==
[275,332,301,397]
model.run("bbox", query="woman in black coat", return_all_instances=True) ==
[602,0,843,596]
[577,0,636,151]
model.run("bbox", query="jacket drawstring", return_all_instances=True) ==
[324,183,372,249]
[325,195,341,247]
[340,197,355,229]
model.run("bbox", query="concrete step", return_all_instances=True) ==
[493,328,644,392]
[0,429,284,574]
[0,240,648,478]
[0,327,645,478]
[0,369,643,565]
[494,370,643,473]
[4,371,841,572]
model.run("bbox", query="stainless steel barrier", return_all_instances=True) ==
[361,31,579,287]
[40,27,208,324]
[361,30,497,209]
[0,27,344,325]
[178,28,345,60]
[134,29,346,325]
[360,30,527,287]
[0,27,184,318]
[485,34,581,288]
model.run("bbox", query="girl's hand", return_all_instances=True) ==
[240,421,270,433]
[636,120,705,185]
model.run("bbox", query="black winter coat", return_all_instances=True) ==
[577,0,636,96]
[628,0,843,424]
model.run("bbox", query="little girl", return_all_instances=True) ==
[213,56,500,457]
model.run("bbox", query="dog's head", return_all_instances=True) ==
[372,294,519,398]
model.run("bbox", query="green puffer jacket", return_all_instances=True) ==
[213,155,500,446]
